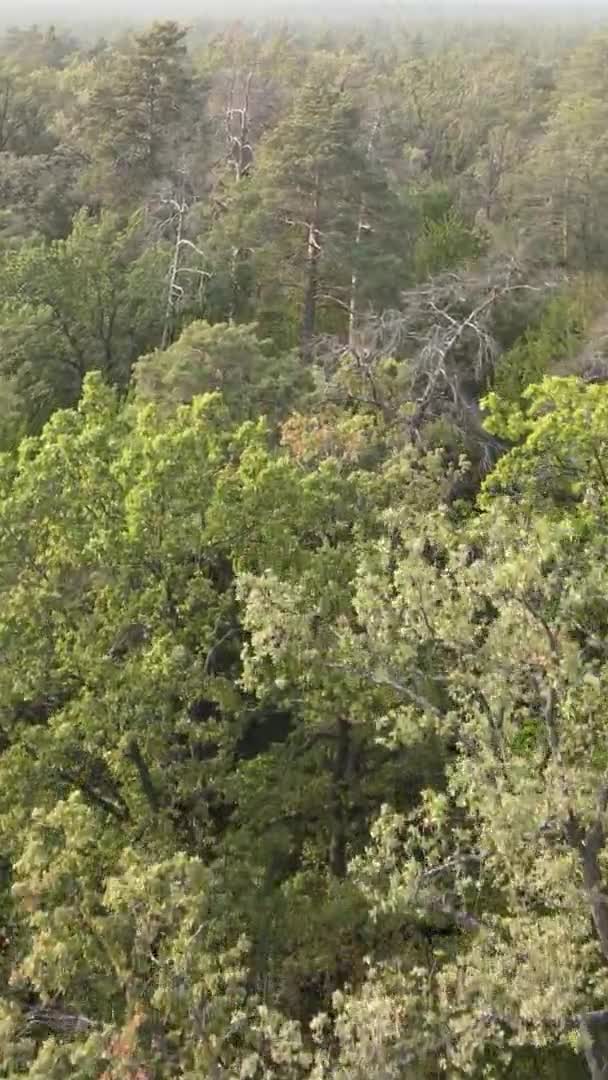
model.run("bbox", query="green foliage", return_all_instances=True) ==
[483,375,608,521]
[133,319,309,425]
[76,22,205,203]
[0,379,263,1073]
[0,59,55,156]
[0,210,167,434]
[492,284,598,403]
[0,374,450,1071]
[414,207,485,279]
[5,13,608,1079]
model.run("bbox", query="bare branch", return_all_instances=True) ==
[22,1007,98,1035]
[329,662,442,717]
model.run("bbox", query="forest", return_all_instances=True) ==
[3,9,608,1077]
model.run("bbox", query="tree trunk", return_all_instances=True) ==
[226,70,253,183]
[228,246,243,326]
[564,784,608,966]
[567,786,608,1078]
[348,116,380,349]
[562,175,570,267]
[162,199,185,350]
[328,716,350,879]
[348,225,362,351]
[301,182,321,358]
[582,1014,608,1079]
[581,825,608,964]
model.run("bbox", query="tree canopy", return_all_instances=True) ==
[2,9,608,1078]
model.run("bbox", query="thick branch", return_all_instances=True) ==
[581,784,608,965]
[330,663,442,718]
[23,1006,98,1035]
[58,768,130,822]
[125,739,160,813]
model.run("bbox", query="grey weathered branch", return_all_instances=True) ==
[315,258,557,456]
[22,1006,98,1035]
[329,662,442,718]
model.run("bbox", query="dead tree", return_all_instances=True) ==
[348,114,381,349]
[224,71,254,323]
[315,257,558,465]
[301,179,322,357]
[225,70,254,183]
[160,193,210,349]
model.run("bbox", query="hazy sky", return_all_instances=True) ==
[2,0,607,26]
[3,0,607,11]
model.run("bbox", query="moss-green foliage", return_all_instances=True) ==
[414,206,485,279]
[492,283,601,404]
[412,186,486,279]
